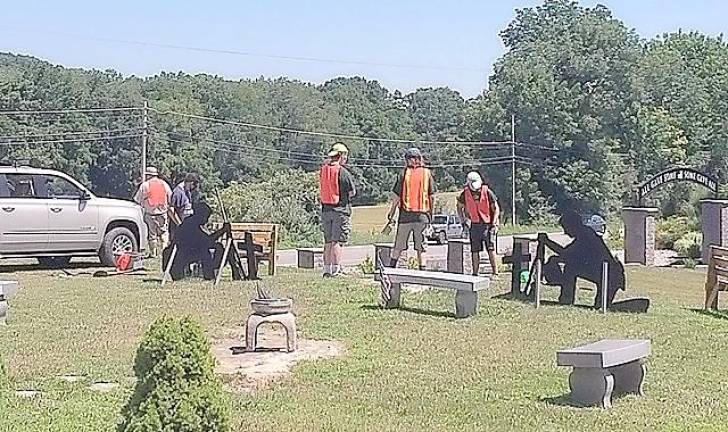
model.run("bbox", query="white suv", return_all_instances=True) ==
[0,165,147,267]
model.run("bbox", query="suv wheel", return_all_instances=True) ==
[37,256,72,269]
[437,231,447,245]
[99,227,138,266]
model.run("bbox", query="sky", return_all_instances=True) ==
[1,0,727,98]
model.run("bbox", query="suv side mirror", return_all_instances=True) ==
[79,192,92,201]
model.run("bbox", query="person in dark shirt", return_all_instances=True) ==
[539,211,625,308]
[162,201,241,281]
[385,148,436,269]
[320,143,356,277]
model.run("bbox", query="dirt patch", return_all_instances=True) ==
[212,326,345,393]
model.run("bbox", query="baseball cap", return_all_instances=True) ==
[328,143,349,157]
[145,166,159,176]
[404,147,422,159]
[466,171,483,191]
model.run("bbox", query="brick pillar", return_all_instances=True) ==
[622,207,659,265]
[701,200,728,264]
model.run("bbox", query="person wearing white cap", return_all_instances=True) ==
[320,143,356,277]
[456,171,500,276]
[134,166,172,258]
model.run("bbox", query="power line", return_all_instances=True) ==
[0,128,141,142]
[0,107,141,115]
[0,133,143,147]
[4,28,488,73]
[150,107,512,146]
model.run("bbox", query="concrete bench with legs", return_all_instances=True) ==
[557,339,651,408]
[0,280,19,325]
[377,268,489,318]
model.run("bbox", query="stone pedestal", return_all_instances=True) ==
[622,207,659,265]
[701,200,728,264]
[297,248,323,269]
[455,291,479,318]
[245,312,297,352]
[447,239,491,275]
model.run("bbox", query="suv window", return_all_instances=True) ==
[5,174,38,198]
[449,216,459,224]
[432,216,448,225]
[41,175,84,199]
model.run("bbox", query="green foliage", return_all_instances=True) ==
[119,316,229,432]
[656,216,692,250]
[674,232,702,259]
[218,169,320,247]
[358,255,374,275]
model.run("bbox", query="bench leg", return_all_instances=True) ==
[383,283,401,309]
[455,291,478,318]
[569,367,614,408]
[0,298,7,325]
[611,359,646,396]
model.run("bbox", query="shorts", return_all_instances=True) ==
[469,223,496,253]
[393,222,428,256]
[144,213,169,239]
[321,211,351,244]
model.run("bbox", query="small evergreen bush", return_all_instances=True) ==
[674,232,702,259]
[119,316,229,432]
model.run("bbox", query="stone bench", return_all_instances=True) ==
[297,248,324,269]
[377,268,489,318]
[0,281,19,325]
[557,339,650,408]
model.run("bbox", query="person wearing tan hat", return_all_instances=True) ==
[134,166,172,258]
[320,143,356,277]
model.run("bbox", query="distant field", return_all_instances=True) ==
[351,192,460,235]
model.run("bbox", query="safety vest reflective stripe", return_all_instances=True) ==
[320,163,342,205]
[147,179,168,207]
[463,186,492,224]
[401,167,431,212]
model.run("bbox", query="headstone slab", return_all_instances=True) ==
[0,281,19,299]
[557,339,651,369]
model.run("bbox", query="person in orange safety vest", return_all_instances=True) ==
[385,148,436,270]
[134,166,172,258]
[320,143,356,277]
[456,171,500,276]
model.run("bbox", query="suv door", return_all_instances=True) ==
[0,173,49,253]
[38,174,100,252]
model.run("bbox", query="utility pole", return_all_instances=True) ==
[141,100,148,182]
[511,114,517,226]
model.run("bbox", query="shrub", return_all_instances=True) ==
[218,169,320,247]
[674,232,702,259]
[656,216,691,250]
[359,255,374,274]
[119,316,229,432]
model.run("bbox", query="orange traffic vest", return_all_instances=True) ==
[320,163,342,205]
[147,178,168,207]
[401,167,431,212]
[463,186,492,224]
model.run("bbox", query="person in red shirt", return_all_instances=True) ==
[133,166,172,258]
[456,171,500,276]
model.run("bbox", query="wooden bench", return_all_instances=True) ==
[297,248,324,269]
[377,268,489,318]
[211,222,279,276]
[704,245,728,310]
[557,339,650,408]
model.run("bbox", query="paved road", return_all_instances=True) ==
[276,232,570,267]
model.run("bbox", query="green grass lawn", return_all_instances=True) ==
[1,263,727,431]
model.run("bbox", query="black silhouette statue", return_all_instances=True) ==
[537,211,625,309]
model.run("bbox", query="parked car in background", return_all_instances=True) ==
[428,213,464,244]
[0,165,147,267]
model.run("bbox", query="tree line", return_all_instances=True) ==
[1,0,728,225]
